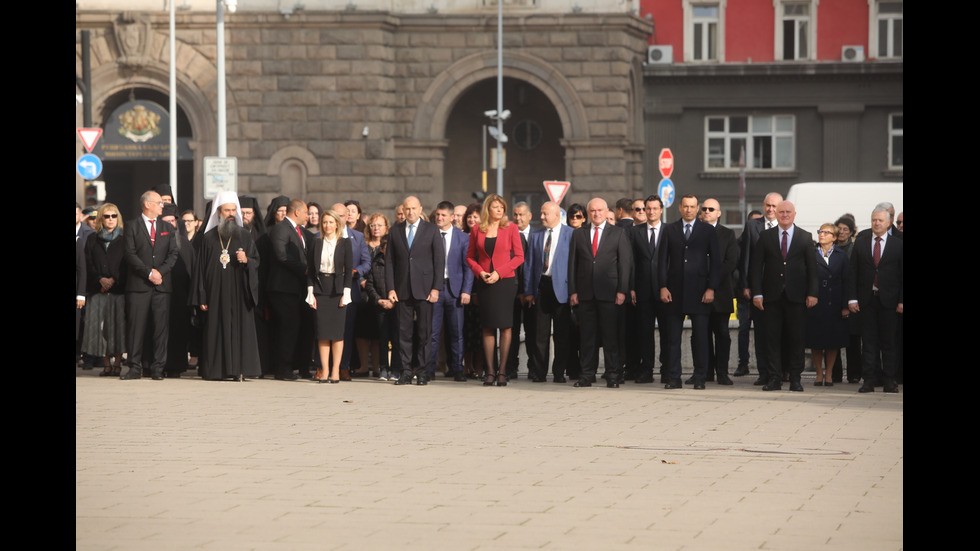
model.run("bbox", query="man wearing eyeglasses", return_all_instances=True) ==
[699,199,738,386]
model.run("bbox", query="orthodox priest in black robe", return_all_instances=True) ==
[190,192,261,381]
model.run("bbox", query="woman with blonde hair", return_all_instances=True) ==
[465,194,524,386]
[307,210,353,383]
[82,203,127,376]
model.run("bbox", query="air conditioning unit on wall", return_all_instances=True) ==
[842,45,865,62]
[647,45,674,65]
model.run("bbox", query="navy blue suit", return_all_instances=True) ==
[525,224,572,380]
[429,226,474,376]
[658,218,720,385]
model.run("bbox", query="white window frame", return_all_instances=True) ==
[888,112,903,170]
[683,1,726,62]
[868,1,903,59]
[774,0,817,61]
[704,115,796,171]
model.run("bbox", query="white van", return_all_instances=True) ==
[784,182,903,236]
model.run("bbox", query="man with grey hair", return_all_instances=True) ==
[190,191,262,380]
[858,202,903,240]
[122,190,180,380]
[568,198,632,388]
[848,206,903,393]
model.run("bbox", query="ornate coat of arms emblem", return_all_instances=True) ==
[118,105,162,143]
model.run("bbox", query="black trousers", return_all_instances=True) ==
[126,291,170,376]
[530,276,571,379]
[575,299,622,382]
[762,296,806,382]
[861,295,898,384]
[396,297,433,376]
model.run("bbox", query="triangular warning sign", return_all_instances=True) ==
[77,128,103,153]
[543,180,570,205]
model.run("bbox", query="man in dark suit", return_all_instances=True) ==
[749,201,818,391]
[524,202,573,383]
[385,195,445,385]
[628,194,665,384]
[848,207,903,393]
[266,199,310,380]
[737,192,782,384]
[614,197,634,229]
[507,201,541,379]
[568,198,632,388]
[700,198,738,385]
[428,201,474,381]
[658,194,720,390]
[121,190,180,380]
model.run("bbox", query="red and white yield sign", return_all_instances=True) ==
[77,128,103,153]
[543,180,571,205]
[658,148,674,179]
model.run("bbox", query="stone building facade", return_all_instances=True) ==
[76,3,653,217]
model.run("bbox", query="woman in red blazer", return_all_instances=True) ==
[466,194,525,386]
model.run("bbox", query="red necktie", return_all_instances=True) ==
[592,226,599,257]
[780,230,788,260]
[296,225,304,246]
[150,219,156,247]
[873,236,881,287]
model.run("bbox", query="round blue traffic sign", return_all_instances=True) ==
[77,154,103,181]
[658,178,675,208]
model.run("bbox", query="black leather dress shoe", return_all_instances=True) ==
[693,382,706,390]
[716,374,734,385]
[120,369,141,380]
[394,374,413,385]
[733,364,749,377]
[684,376,696,385]
[664,379,683,389]
[606,381,620,388]
[453,373,467,382]
[416,376,428,386]
[753,376,768,386]
[573,380,592,387]
[762,380,782,391]
[858,381,875,393]
[553,375,567,383]
[789,381,804,392]
[883,382,899,393]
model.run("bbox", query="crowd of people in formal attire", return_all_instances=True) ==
[75,186,903,393]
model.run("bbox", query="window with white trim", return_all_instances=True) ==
[705,115,795,171]
[871,1,903,59]
[774,1,816,61]
[889,113,903,170]
[684,2,725,62]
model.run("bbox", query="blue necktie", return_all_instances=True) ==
[407,223,415,248]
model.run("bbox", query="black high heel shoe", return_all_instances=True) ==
[496,372,508,387]
[484,370,496,387]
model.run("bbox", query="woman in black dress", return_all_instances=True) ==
[308,210,353,383]
[466,195,525,386]
[806,223,850,386]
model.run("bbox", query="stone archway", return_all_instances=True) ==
[400,51,590,209]
[77,26,220,214]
